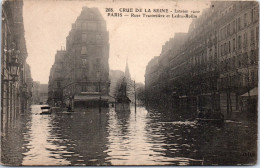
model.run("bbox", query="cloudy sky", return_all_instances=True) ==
[24,0,209,84]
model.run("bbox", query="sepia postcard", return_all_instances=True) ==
[1,0,259,166]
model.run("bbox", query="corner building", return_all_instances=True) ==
[60,7,110,108]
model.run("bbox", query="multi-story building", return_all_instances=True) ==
[39,84,48,104]
[145,1,258,117]
[217,1,259,116]
[48,7,110,109]
[109,69,124,97]
[48,50,66,106]
[32,81,40,104]
[145,56,160,103]
[1,0,33,136]
[22,62,33,110]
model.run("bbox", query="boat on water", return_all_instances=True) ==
[40,106,52,115]
[196,109,224,125]
[196,117,224,125]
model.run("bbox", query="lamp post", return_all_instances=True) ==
[3,42,20,116]
[4,43,20,82]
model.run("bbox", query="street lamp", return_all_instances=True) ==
[4,42,21,82]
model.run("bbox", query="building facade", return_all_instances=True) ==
[1,0,33,136]
[48,50,66,106]
[48,7,110,109]
[145,1,259,118]
[32,81,40,104]
[109,69,125,97]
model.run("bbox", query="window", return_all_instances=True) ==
[96,34,102,41]
[81,85,87,92]
[228,41,231,53]
[251,9,254,23]
[82,58,88,68]
[256,27,259,43]
[238,35,241,49]
[244,32,248,48]
[244,13,247,27]
[90,13,94,19]
[96,85,99,92]
[224,43,227,54]
[232,20,236,33]
[96,58,101,65]
[251,71,255,85]
[96,71,100,79]
[209,49,212,60]
[81,46,87,55]
[254,8,259,21]
[76,22,80,29]
[233,38,236,51]
[82,22,87,29]
[238,60,242,67]
[82,33,86,42]
[251,29,255,44]
[227,24,230,35]
[250,50,256,64]
[89,34,95,43]
[95,58,101,70]
[221,45,223,55]
[238,17,241,30]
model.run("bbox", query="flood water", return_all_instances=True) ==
[1,104,257,166]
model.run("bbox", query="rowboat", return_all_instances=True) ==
[40,106,52,115]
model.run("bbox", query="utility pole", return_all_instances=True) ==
[99,71,101,113]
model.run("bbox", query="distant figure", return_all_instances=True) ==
[219,112,224,120]
[111,103,114,107]
[205,109,212,118]
[67,105,72,112]
[198,111,204,118]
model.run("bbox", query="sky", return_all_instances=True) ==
[24,0,210,84]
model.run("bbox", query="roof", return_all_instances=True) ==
[74,95,111,101]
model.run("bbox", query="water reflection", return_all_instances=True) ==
[1,104,257,166]
[22,105,70,165]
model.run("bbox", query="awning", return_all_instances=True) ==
[241,87,258,97]
[74,95,116,102]
[74,95,110,101]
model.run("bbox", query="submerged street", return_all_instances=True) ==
[1,1,258,166]
[1,105,256,166]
